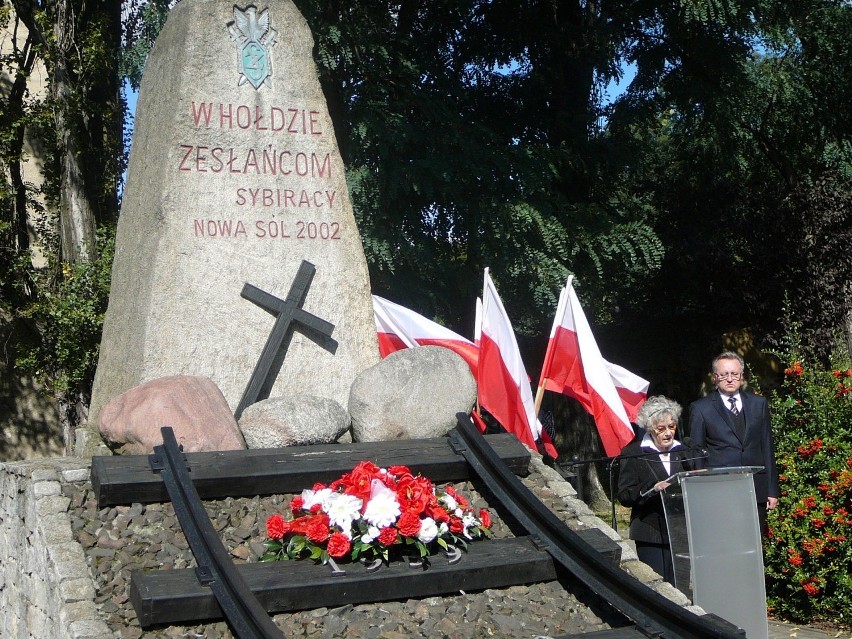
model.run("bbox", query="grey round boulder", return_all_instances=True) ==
[349,346,477,442]
[238,395,350,448]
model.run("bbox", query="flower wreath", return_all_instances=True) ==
[262,461,493,566]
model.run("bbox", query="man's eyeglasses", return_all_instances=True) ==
[653,423,677,433]
[715,372,743,380]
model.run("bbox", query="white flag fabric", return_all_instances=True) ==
[477,270,556,455]
[372,295,478,375]
[538,277,648,457]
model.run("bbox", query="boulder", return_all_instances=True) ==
[349,346,477,442]
[239,395,350,448]
[98,376,245,454]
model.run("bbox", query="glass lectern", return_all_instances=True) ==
[660,467,768,639]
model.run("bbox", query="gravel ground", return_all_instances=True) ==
[67,466,625,639]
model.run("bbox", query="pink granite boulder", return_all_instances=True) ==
[98,375,246,454]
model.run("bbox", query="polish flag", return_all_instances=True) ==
[538,277,648,457]
[478,270,557,457]
[372,295,479,375]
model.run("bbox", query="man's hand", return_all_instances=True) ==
[767,496,778,510]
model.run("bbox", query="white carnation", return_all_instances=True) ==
[416,517,439,544]
[362,479,401,528]
[462,512,478,539]
[361,525,381,544]
[439,493,458,511]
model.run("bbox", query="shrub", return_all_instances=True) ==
[764,357,852,627]
[15,225,115,399]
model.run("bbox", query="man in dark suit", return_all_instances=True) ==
[688,351,779,533]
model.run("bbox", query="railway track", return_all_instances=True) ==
[92,419,746,639]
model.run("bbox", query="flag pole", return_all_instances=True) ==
[533,382,547,416]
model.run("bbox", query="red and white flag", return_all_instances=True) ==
[477,270,557,457]
[538,277,648,457]
[372,295,479,375]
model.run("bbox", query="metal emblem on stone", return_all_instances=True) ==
[227,5,277,89]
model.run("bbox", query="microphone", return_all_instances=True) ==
[681,437,709,458]
[637,441,708,498]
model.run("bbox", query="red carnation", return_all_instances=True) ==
[289,516,309,534]
[397,511,422,537]
[432,506,450,523]
[266,514,289,540]
[377,527,398,546]
[313,482,327,491]
[479,509,492,529]
[449,516,464,534]
[388,465,413,478]
[305,514,331,543]
[326,531,351,558]
[290,496,305,513]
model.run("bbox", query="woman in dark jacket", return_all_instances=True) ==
[617,395,693,585]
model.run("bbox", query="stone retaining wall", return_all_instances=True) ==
[0,452,702,639]
[0,458,111,639]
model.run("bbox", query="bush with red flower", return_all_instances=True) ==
[261,461,493,566]
[764,352,852,628]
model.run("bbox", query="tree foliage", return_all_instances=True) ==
[296,0,677,335]
[606,0,852,373]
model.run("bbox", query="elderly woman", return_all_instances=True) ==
[617,395,694,585]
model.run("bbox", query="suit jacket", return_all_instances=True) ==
[688,390,780,503]
[616,438,693,545]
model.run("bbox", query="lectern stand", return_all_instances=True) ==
[661,467,768,639]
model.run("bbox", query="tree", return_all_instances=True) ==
[295,0,678,337]
[1,0,122,452]
[603,0,852,380]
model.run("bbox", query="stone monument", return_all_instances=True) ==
[85,0,379,453]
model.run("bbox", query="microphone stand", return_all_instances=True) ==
[558,450,653,531]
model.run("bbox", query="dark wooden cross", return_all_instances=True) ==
[234,260,338,420]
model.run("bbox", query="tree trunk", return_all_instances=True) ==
[53,0,98,263]
[845,304,852,362]
[1,23,37,291]
[544,393,618,513]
